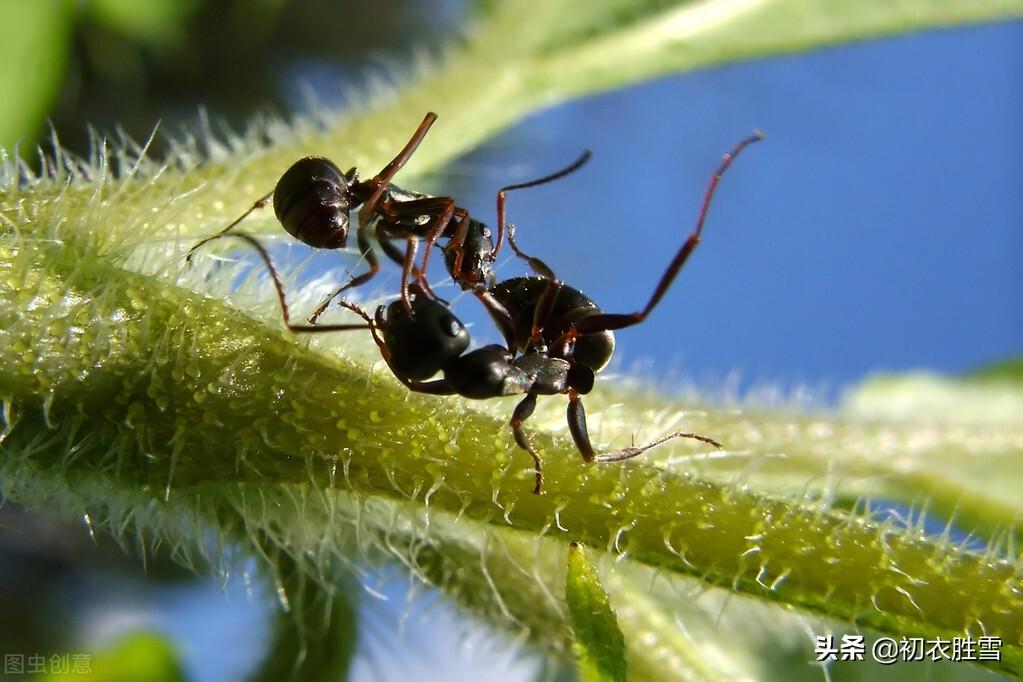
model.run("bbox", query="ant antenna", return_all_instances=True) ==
[694,130,764,242]
[185,190,274,263]
[495,150,592,259]
[191,232,371,334]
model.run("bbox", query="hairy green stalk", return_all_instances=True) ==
[3,1,1023,679]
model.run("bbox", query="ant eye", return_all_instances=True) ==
[440,313,463,338]
[415,214,429,226]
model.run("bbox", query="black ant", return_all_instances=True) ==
[186,112,590,321]
[327,130,765,493]
[337,287,716,495]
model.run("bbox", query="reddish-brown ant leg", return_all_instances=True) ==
[570,131,764,338]
[357,112,438,228]
[305,219,380,324]
[408,200,457,296]
[509,390,545,494]
[197,232,371,334]
[336,300,394,360]
[421,206,468,282]
[506,226,560,343]
[377,233,442,303]
[506,225,557,280]
[399,237,420,313]
[448,212,471,279]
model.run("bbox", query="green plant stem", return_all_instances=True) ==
[2,241,1021,675]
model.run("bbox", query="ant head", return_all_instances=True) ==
[444,219,495,290]
[273,156,354,250]
[381,289,470,381]
[444,345,526,399]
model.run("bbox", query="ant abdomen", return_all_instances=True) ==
[272,157,352,249]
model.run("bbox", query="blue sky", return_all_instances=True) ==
[420,20,1023,397]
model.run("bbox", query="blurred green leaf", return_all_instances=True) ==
[248,538,360,682]
[42,632,184,682]
[0,0,73,154]
[967,354,1023,385]
[86,0,199,47]
[567,543,628,682]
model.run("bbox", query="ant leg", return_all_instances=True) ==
[374,219,446,302]
[474,290,519,352]
[399,236,420,312]
[376,196,460,301]
[507,225,557,279]
[196,233,373,334]
[509,390,545,495]
[185,189,274,263]
[494,150,592,260]
[373,220,408,268]
[572,131,763,336]
[373,220,445,304]
[358,112,438,227]
[422,205,465,282]
[405,202,455,303]
[444,209,472,280]
[404,379,459,395]
[382,197,458,296]
[506,226,562,344]
[336,298,376,332]
[567,390,721,464]
[305,219,380,324]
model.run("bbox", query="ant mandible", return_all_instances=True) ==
[331,130,764,493]
[186,112,590,321]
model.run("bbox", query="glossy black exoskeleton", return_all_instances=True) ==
[270,156,351,249]
[339,287,693,494]
[482,276,615,372]
[187,127,763,495]
[340,128,762,493]
[186,112,590,324]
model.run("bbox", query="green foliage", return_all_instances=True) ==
[2,1,1023,680]
[968,355,1023,385]
[42,632,185,682]
[0,0,74,153]
[566,543,628,682]
[87,0,199,47]
[249,541,360,682]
